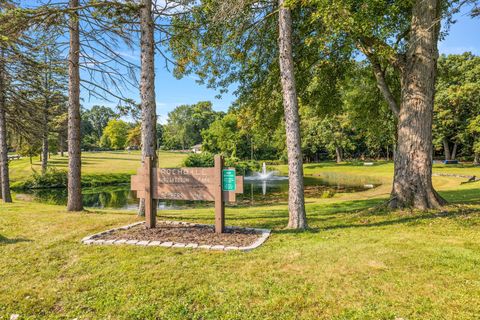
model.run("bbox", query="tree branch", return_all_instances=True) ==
[359,36,406,74]
[359,45,400,117]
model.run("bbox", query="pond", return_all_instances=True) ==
[17,174,380,210]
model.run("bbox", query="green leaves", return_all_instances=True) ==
[101,119,130,150]
[162,101,220,150]
[434,53,480,155]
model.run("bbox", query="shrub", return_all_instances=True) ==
[12,170,132,190]
[183,153,261,175]
[262,159,286,166]
[182,152,215,167]
[321,190,335,198]
[21,168,68,189]
[225,158,260,176]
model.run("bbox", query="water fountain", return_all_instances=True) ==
[245,162,288,195]
[245,162,288,181]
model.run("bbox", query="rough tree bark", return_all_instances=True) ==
[0,49,11,203]
[371,59,400,117]
[278,0,307,229]
[390,0,446,209]
[443,138,451,161]
[335,146,343,163]
[451,142,458,160]
[67,0,83,211]
[138,0,158,219]
[41,55,50,175]
[0,80,11,202]
[60,135,64,157]
[41,115,48,174]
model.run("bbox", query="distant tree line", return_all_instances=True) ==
[162,55,480,165]
[80,105,162,151]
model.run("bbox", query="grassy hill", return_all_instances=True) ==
[9,151,188,188]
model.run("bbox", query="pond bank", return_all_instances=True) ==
[11,172,132,190]
[16,176,378,210]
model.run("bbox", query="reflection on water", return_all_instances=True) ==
[18,174,380,210]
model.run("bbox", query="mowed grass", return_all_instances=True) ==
[1,158,480,319]
[9,151,188,184]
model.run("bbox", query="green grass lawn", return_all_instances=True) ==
[1,157,480,319]
[9,151,188,187]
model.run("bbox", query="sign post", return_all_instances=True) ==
[131,154,243,233]
[214,155,225,233]
[142,157,156,229]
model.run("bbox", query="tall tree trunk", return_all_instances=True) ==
[138,0,158,219]
[390,0,446,209]
[0,49,11,203]
[0,53,2,201]
[41,106,49,174]
[0,167,2,200]
[41,50,50,175]
[278,0,307,229]
[60,135,64,157]
[335,146,343,163]
[443,138,451,161]
[474,153,479,166]
[0,88,11,202]
[451,142,458,160]
[67,0,83,211]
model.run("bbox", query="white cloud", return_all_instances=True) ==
[116,50,141,61]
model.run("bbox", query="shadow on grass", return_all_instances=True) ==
[322,209,479,231]
[0,235,32,245]
[159,198,385,231]
[305,161,391,169]
[81,156,140,162]
[83,185,480,232]
[272,205,479,235]
[41,159,100,167]
[242,194,478,232]
[440,187,480,204]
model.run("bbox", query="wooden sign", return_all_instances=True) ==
[131,155,243,233]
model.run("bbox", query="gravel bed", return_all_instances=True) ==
[97,222,261,247]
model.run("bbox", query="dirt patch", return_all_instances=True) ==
[97,222,261,247]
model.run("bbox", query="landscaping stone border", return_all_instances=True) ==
[81,221,271,252]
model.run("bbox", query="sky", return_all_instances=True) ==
[80,46,236,124]
[79,4,480,122]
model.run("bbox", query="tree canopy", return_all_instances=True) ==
[162,101,222,150]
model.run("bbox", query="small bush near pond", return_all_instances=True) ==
[225,158,260,176]
[12,169,132,190]
[183,153,261,175]
[321,190,335,198]
[15,168,68,189]
[182,152,215,167]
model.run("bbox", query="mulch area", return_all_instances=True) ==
[98,222,260,247]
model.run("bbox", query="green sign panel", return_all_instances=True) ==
[222,169,236,191]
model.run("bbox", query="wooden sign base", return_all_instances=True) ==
[214,155,225,233]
